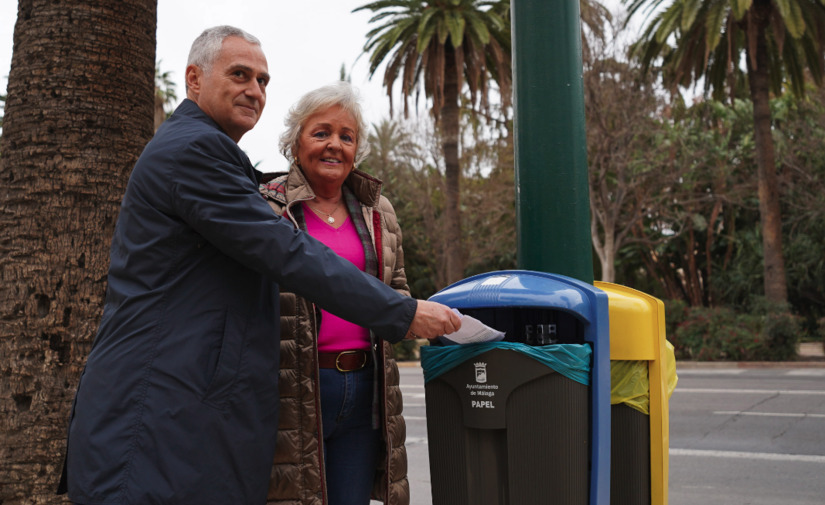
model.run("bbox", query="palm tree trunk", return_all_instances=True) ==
[0,1,156,502]
[155,92,167,131]
[747,0,789,304]
[441,46,463,285]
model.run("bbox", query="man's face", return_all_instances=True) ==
[186,36,270,142]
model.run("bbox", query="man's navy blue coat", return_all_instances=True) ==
[62,100,417,505]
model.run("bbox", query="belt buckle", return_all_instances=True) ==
[335,350,367,372]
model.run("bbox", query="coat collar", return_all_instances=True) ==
[260,163,383,208]
[173,99,263,182]
[174,99,222,132]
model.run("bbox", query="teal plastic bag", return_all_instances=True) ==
[421,342,592,385]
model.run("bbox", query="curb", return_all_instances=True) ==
[675,359,825,369]
[397,359,825,369]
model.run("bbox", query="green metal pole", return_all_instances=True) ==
[512,0,594,283]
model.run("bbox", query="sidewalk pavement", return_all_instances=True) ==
[677,341,825,369]
[398,342,825,368]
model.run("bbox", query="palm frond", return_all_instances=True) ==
[356,0,512,121]
[731,0,752,20]
[773,0,806,38]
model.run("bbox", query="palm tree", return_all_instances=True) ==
[0,1,156,502]
[368,117,422,177]
[580,0,614,60]
[354,0,512,286]
[624,0,825,303]
[154,60,178,131]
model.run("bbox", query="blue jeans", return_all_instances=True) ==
[319,366,380,505]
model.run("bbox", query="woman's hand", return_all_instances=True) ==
[406,300,462,340]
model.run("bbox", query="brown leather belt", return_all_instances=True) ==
[318,350,371,372]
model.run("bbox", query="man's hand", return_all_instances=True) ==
[406,300,462,340]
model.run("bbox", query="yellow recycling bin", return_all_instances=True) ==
[594,281,677,505]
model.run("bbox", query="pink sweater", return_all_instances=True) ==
[303,203,371,352]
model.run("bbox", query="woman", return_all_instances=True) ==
[261,81,410,505]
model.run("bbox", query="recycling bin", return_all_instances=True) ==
[424,270,610,505]
[594,281,677,505]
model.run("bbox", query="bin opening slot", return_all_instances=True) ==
[457,307,585,345]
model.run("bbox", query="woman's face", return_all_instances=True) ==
[295,105,358,191]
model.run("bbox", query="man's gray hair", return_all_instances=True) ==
[280,81,372,168]
[187,25,261,76]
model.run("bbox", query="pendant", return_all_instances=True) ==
[327,216,335,224]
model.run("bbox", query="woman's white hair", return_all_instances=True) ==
[186,26,260,83]
[279,81,371,168]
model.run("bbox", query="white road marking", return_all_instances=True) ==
[714,410,825,418]
[677,388,825,395]
[676,369,747,375]
[671,448,825,464]
[786,369,825,376]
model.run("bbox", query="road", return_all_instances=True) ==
[386,363,825,505]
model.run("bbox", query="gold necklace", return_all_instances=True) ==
[306,200,341,224]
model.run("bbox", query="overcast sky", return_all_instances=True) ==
[1,1,633,173]
[0,0,401,173]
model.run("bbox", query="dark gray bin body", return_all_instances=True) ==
[611,404,651,504]
[425,348,589,505]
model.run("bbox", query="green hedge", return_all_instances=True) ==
[665,299,801,361]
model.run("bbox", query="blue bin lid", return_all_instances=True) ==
[429,270,599,324]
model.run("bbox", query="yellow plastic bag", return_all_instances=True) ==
[610,340,678,415]
[664,340,678,399]
[610,359,650,414]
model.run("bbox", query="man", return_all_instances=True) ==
[58,26,460,505]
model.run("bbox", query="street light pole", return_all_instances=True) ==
[511,0,594,284]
